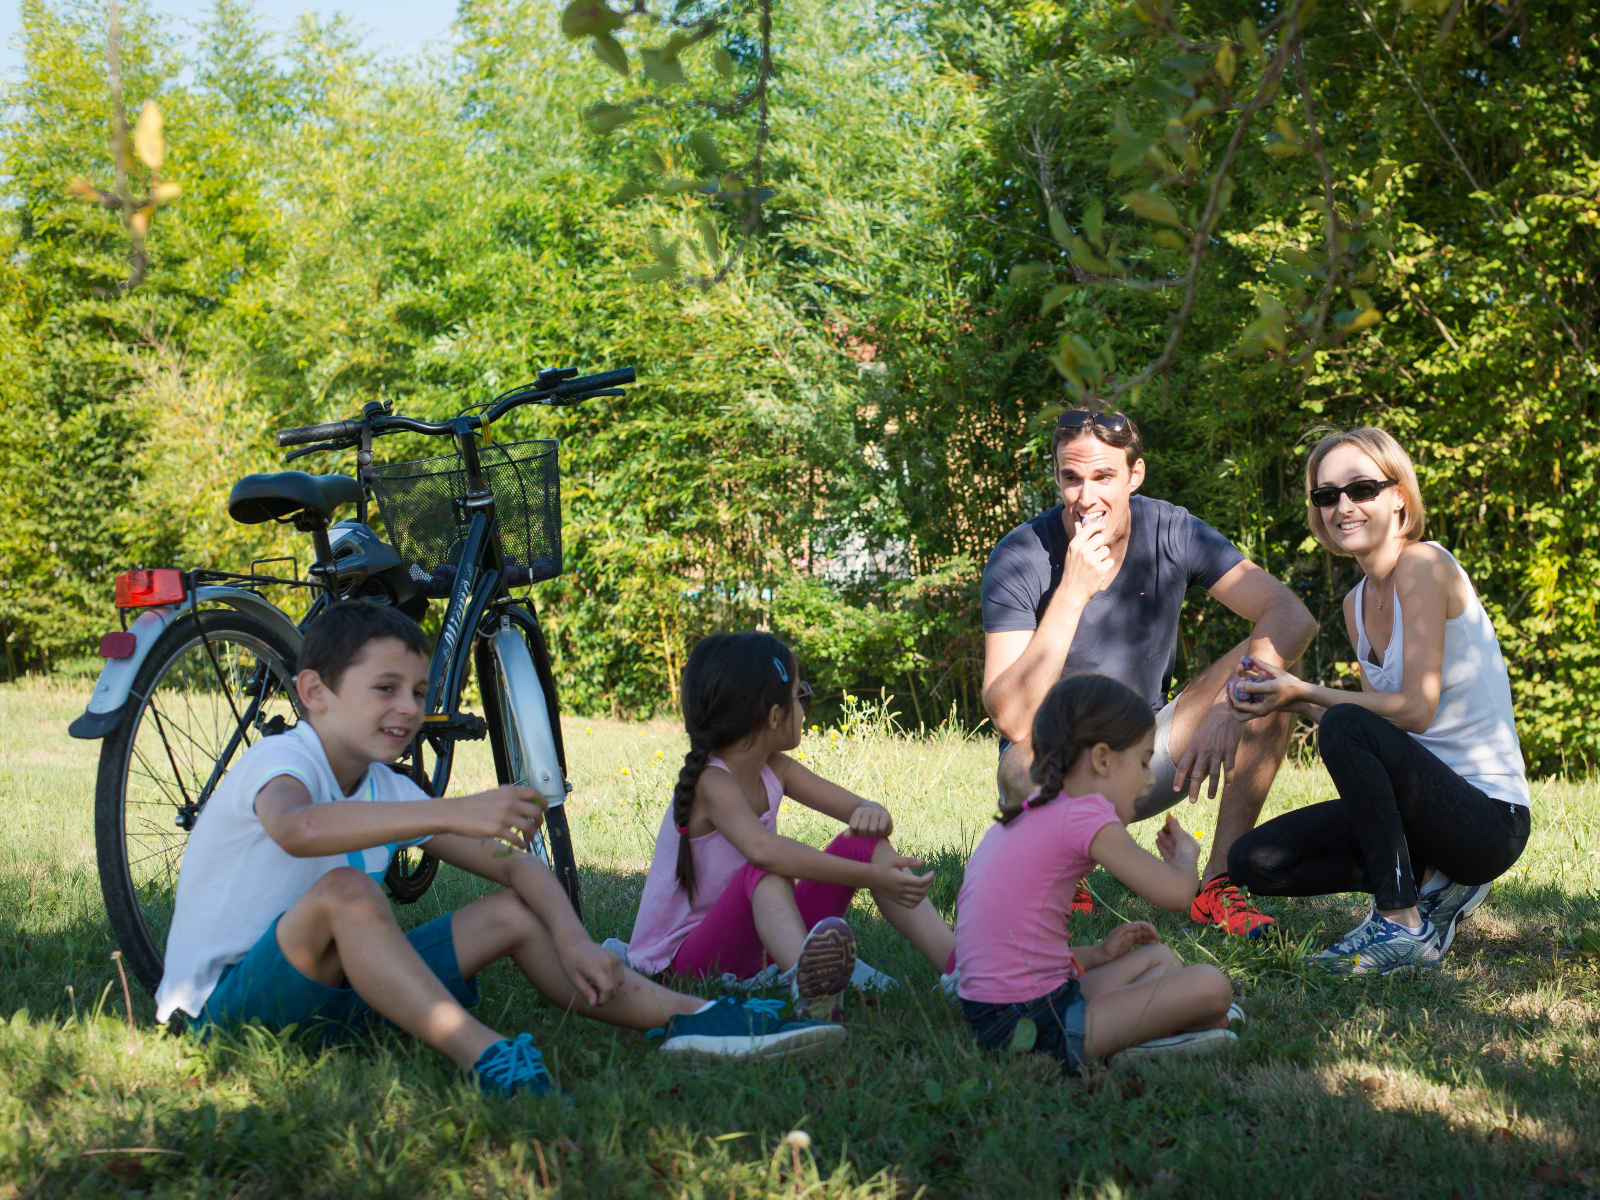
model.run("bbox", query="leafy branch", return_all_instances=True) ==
[65,0,180,295]
[561,0,774,288]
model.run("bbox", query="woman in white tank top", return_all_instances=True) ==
[1222,428,1530,975]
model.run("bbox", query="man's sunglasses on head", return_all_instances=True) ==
[1057,408,1135,445]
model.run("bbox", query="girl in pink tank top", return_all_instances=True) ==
[627,633,956,1019]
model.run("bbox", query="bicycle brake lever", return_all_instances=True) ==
[284,441,343,462]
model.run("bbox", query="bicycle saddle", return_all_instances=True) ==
[228,472,361,525]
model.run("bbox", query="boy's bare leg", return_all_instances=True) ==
[274,868,501,1070]
[450,888,704,1030]
[1078,944,1232,1060]
[868,838,955,969]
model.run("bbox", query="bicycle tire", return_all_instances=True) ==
[479,617,582,918]
[94,608,300,994]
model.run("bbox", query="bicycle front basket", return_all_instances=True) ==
[366,438,561,581]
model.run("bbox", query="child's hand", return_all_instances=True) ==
[873,854,934,908]
[1154,814,1200,867]
[1101,920,1160,962]
[454,785,546,851]
[847,802,893,838]
[557,936,624,1008]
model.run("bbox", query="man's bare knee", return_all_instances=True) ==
[997,741,1033,808]
[1132,786,1183,823]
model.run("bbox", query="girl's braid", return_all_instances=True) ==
[672,741,712,898]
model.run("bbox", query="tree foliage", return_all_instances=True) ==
[1,0,1594,772]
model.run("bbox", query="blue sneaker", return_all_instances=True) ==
[1419,878,1492,962]
[473,1033,554,1097]
[1315,914,1436,975]
[659,996,845,1060]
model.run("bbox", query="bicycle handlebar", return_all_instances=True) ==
[277,418,364,447]
[274,365,637,449]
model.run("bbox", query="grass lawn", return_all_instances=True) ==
[2,677,1597,1197]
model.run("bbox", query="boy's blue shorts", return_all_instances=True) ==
[193,911,478,1044]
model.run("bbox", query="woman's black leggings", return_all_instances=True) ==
[1228,704,1529,911]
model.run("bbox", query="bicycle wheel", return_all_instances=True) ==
[478,616,581,918]
[95,608,300,993]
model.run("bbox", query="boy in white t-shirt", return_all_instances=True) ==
[155,602,842,1096]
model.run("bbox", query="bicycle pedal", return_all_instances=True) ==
[420,713,488,741]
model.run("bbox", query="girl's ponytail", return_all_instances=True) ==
[673,741,711,898]
[996,740,1075,825]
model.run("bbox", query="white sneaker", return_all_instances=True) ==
[850,958,900,992]
[1113,1027,1237,1065]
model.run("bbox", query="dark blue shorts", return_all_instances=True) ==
[194,911,478,1044]
[961,978,1088,1075]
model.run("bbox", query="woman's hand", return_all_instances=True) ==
[1100,920,1160,962]
[847,802,893,838]
[1227,656,1306,719]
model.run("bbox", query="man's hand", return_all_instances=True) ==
[1172,702,1244,801]
[873,854,934,908]
[1100,920,1160,962]
[451,785,546,850]
[1063,522,1117,605]
[847,802,893,838]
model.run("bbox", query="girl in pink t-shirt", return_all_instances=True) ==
[628,633,956,1018]
[956,674,1238,1073]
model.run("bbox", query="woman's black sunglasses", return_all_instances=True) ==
[1309,478,1398,509]
[795,681,813,705]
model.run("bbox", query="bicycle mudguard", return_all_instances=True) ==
[490,619,566,805]
[68,588,304,739]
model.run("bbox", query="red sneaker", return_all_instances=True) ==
[1071,880,1095,914]
[1190,875,1274,937]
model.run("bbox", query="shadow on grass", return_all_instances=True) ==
[7,849,1599,1197]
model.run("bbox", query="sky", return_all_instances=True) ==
[0,1,458,79]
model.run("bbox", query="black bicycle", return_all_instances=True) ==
[70,365,633,993]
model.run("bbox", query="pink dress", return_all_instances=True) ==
[627,757,879,979]
[626,757,781,974]
[954,793,1121,1003]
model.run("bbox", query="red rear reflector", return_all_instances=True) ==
[100,632,138,659]
[114,568,186,609]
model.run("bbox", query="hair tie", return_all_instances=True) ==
[772,656,788,683]
[675,823,690,835]
[1020,788,1045,811]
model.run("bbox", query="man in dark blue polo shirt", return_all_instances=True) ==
[981,408,1317,934]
